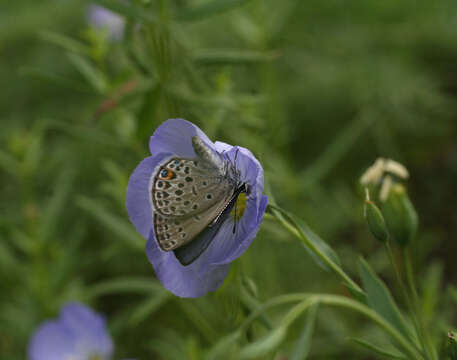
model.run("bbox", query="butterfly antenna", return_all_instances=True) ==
[234,148,239,167]
[233,197,238,234]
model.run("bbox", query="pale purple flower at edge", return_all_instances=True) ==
[88,4,125,41]
[126,119,268,298]
[28,303,113,360]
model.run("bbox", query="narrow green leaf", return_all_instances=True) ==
[39,31,89,55]
[344,283,368,304]
[239,326,286,359]
[67,53,108,93]
[358,258,411,339]
[39,169,75,243]
[76,196,144,251]
[267,203,366,301]
[267,204,341,270]
[129,291,171,325]
[205,331,241,360]
[296,218,342,269]
[300,115,372,189]
[290,304,318,360]
[177,301,219,343]
[192,49,277,65]
[47,120,124,147]
[148,337,187,360]
[350,337,407,359]
[176,0,255,21]
[136,84,162,141]
[19,67,92,93]
[240,282,273,330]
[421,262,442,321]
[86,277,163,299]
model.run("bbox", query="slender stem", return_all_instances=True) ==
[402,248,436,360]
[385,242,403,293]
[266,205,364,295]
[315,294,424,360]
[385,242,428,359]
[236,293,423,360]
[239,293,310,333]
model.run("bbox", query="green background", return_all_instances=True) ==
[1,0,457,359]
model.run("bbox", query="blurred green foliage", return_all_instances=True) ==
[2,0,457,359]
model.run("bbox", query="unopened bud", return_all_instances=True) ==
[364,199,389,243]
[381,184,418,247]
[448,331,457,360]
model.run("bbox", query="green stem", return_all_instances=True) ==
[385,242,428,359]
[402,248,436,360]
[266,205,364,296]
[239,293,309,333]
[237,293,423,360]
[315,294,424,360]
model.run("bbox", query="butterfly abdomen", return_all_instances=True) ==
[192,136,222,169]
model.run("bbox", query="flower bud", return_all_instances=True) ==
[448,331,457,360]
[381,184,418,247]
[364,199,389,243]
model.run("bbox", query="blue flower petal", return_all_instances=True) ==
[88,5,125,41]
[149,119,215,159]
[28,322,75,360]
[28,303,113,360]
[126,153,173,239]
[146,230,230,298]
[60,303,113,358]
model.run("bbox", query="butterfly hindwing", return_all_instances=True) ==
[153,194,233,252]
[173,188,241,265]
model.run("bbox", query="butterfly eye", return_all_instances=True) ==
[160,169,169,178]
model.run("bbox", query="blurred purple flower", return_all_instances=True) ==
[126,119,268,298]
[88,4,125,40]
[28,303,113,360]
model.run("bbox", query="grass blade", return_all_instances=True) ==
[86,277,163,298]
[176,0,255,21]
[290,304,318,360]
[76,196,144,251]
[239,326,286,359]
[350,337,407,359]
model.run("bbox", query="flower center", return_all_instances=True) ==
[231,192,247,221]
[87,354,104,360]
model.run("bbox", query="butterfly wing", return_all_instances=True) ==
[153,192,234,252]
[150,136,241,264]
[151,156,235,251]
[151,157,232,218]
[173,186,243,265]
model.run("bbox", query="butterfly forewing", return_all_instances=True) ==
[151,156,235,252]
[152,158,231,218]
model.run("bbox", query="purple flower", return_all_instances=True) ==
[28,303,113,360]
[87,4,125,41]
[126,119,268,298]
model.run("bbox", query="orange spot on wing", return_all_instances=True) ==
[164,169,175,180]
